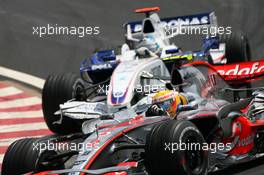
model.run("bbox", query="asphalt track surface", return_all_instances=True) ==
[0,0,264,174]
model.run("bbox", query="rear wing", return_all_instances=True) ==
[125,12,218,34]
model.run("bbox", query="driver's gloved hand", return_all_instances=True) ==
[146,104,166,117]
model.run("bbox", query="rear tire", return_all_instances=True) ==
[1,137,63,175]
[220,31,251,63]
[145,120,208,175]
[220,31,252,100]
[42,73,86,134]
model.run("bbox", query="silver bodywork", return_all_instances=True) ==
[125,11,227,64]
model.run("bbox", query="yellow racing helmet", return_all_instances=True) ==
[152,90,188,117]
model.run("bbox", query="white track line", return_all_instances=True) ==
[0,87,22,97]
[0,138,16,147]
[0,110,43,119]
[0,122,47,133]
[0,154,4,164]
[0,97,41,108]
[0,66,44,89]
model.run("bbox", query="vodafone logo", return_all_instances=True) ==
[216,62,264,76]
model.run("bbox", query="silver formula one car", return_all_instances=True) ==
[41,7,251,134]
[3,62,264,175]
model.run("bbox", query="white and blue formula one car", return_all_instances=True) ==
[41,7,251,135]
[79,7,251,84]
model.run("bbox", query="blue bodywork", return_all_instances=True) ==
[202,36,220,52]
[91,50,116,64]
[80,50,119,83]
[80,36,220,84]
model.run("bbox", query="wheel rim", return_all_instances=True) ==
[184,134,204,174]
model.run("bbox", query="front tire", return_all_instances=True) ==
[220,31,251,63]
[42,73,86,134]
[145,120,208,175]
[1,137,63,175]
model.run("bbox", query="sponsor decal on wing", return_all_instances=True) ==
[214,60,264,80]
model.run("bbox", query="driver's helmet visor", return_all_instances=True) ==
[157,98,174,111]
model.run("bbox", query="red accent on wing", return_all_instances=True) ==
[184,60,264,83]
[135,7,160,13]
[117,161,138,167]
[103,162,137,175]
[213,60,264,81]
[35,172,59,175]
[104,172,127,175]
[227,116,256,155]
